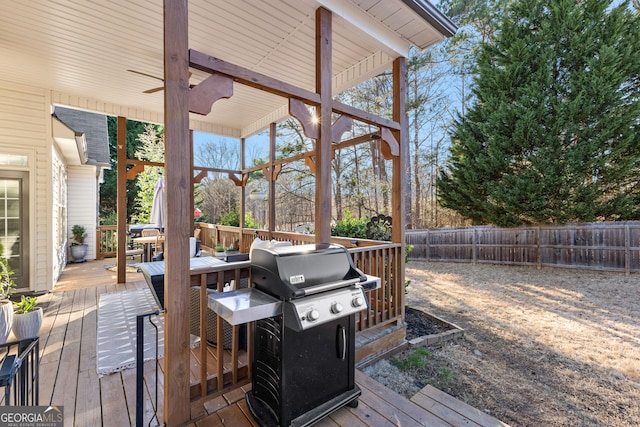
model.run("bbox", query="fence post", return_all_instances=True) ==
[425,229,430,260]
[472,228,477,265]
[536,226,541,270]
[625,224,630,276]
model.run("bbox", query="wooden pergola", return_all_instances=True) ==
[107,1,456,424]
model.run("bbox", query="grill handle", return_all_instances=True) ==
[337,325,346,360]
[300,278,361,296]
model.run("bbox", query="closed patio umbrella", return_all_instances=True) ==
[150,176,165,231]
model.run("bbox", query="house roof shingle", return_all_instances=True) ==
[53,107,110,167]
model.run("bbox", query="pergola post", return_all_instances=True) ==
[268,123,276,238]
[392,56,408,319]
[116,116,127,284]
[315,7,332,244]
[239,137,246,247]
[391,57,407,243]
[163,0,191,424]
[190,129,194,234]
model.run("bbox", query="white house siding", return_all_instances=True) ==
[67,166,97,260]
[52,150,67,280]
[0,80,52,293]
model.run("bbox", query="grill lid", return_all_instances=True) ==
[250,243,366,300]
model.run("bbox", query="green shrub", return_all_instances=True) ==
[331,210,368,239]
[99,211,118,225]
[244,211,258,229]
[218,209,258,229]
[218,209,240,226]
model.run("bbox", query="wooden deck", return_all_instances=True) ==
[24,258,508,427]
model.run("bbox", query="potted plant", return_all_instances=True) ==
[0,256,16,344]
[70,224,88,262]
[226,238,240,253]
[214,244,225,259]
[12,296,43,340]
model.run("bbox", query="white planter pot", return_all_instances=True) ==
[70,243,88,262]
[0,300,13,343]
[12,308,43,340]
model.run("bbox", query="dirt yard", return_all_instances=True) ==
[368,261,640,426]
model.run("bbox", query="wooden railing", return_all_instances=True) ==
[98,223,389,259]
[196,223,387,252]
[188,260,252,398]
[96,225,117,259]
[98,223,403,399]
[350,243,404,332]
[190,224,405,399]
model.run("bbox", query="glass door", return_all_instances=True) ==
[0,171,29,289]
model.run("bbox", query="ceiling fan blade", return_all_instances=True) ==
[127,69,164,82]
[131,70,195,93]
[143,86,165,94]
[141,84,196,94]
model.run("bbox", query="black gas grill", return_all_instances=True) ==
[246,243,379,427]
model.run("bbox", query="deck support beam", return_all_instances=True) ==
[163,0,192,424]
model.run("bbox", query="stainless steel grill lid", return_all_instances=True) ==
[250,243,366,300]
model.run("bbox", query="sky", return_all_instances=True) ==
[193,130,269,168]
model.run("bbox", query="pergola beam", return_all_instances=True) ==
[240,132,381,175]
[190,50,322,106]
[189,50,401,132]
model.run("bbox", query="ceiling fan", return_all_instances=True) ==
[127,69,195,93]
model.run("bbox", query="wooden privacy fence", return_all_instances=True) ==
[407,221,640,274]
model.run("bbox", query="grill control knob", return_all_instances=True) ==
[307,309,320,322]
[352,297,364,308]
[331,302,343,314]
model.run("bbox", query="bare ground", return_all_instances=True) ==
[366,261,640,427]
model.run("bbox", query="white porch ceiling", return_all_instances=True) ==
[0,0,454,138]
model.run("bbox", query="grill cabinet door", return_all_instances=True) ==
[251,313,356,426]
[280,315,355,425]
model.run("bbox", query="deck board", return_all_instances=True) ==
[34,259,509,427]
[411,385,510,427]
[99,372,131,427]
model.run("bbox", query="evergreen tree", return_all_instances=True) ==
[438,0,640,226]
[132,124,165,224]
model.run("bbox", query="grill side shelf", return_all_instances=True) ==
[208,288,283,325]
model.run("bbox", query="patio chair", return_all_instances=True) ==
[141,229,162,257]
[125,232,144,261]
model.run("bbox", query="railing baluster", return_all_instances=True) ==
[199,274,208,397]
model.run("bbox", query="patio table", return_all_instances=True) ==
[132,234,165,262]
